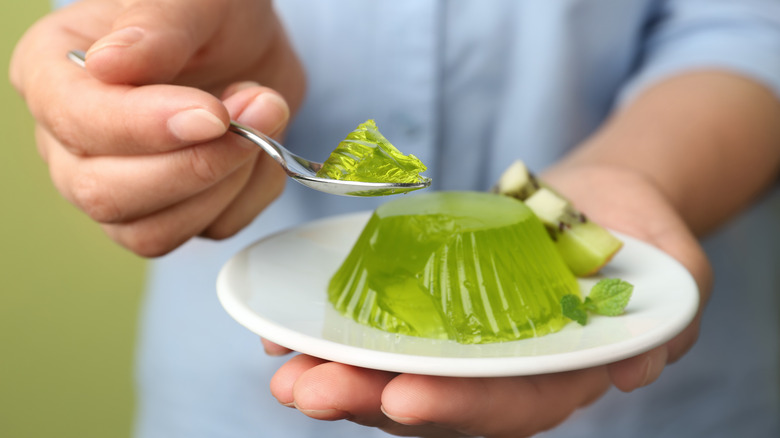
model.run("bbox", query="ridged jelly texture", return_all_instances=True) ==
[315,119,427,183]
[327,192,580,344]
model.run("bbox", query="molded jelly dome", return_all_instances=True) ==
[327,191,580,344]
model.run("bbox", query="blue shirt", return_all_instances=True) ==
[60,0,778,436]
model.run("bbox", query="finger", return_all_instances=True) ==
[220,82,290,135]
[381,369,610,438]
[270,355,329,406]
[42,86,287,224]
[42,126,255,223]
[83,0,285,92]
[101,158,254,257]
[666,313,702,363]
[56,80,228,157]
[12,3,229,157]
[290,362,396,426]
[645,228,711,364]
[201,152,286,239]
[270,359,465,437]
[607,307,703,393]
[29,60,229,157]
[270,356,397,425]
[9,1,114,94]
[202,85,290,239]
[261,338,293,357]
[83,0,227,84]
[607,345,669,392]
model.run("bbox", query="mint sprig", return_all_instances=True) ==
[561,294,589,325]
[561,278,634,326]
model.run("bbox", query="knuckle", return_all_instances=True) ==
[113,225,177,258]
[257,154,288,198]
[266,165,287,197]
[187,146,221,185]
[70,172,123,223]
[201,221,241,241]
[46,107,88,156]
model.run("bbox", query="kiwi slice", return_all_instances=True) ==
[492,161,622,276]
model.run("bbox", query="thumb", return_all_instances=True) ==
[85,0,226,84]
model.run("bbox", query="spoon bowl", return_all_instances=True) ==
[227,121,431,196]
[67,50,431,197]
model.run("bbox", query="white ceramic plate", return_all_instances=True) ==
[217,211,698,377]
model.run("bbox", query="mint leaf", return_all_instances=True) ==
[560,279,634,327]
[584,278,634,316]
[561,294,588,326]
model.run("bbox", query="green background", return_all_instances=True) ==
[1,2,146,437]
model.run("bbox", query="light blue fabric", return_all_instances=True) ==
[53,0,780,436]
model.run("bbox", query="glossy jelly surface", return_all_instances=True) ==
[327,191,580,344]
[316,120,427,184]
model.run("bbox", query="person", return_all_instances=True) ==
[10,0,780,436]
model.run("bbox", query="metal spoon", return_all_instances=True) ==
[67,50,431,197]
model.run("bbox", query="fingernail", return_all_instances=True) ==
[294,405,349,420]
[237,92,289,135]
[263,346,288,357]
[224,81,262,98]
[639,349,666,388]
[87,27,145,57]
[381,405,428,426]
[168,108,227,142]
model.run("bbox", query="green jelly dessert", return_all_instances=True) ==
[316,119,427,184]
[327,191,581,344]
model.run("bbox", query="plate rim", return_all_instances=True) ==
[217,211,699,377]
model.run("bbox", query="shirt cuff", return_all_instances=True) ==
[619,8,780,105]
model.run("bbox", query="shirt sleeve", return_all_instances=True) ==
[619,0,780,104]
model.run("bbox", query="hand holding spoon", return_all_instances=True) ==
[68,50,431,197]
